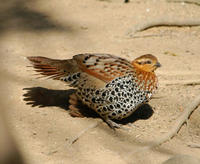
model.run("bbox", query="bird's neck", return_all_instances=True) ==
[134,67,158,92]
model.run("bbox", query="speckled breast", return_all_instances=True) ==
[76,74,153,120]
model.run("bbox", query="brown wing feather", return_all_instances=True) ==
[27,54,134,83]
[73,53,134,83]
[27,56,80,80]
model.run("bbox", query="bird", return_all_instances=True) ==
[27,53,161,129]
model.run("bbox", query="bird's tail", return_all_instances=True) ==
[27,56,79,80]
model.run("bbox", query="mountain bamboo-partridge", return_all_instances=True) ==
[27,53,161,128]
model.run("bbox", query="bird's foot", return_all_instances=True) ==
[69,105,84,118]
[104,118,129,130]
[106,119,121,129]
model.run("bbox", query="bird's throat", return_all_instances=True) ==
[134,68,158,92]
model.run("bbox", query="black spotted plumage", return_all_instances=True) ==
[63,74,151,120]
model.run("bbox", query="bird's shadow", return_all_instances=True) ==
[23,87,154,125]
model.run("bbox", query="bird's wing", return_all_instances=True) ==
[27,54,134,83]
[27,56,80,80]
[73,53,134,83]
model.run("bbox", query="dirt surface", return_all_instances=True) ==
[0,0,200,163]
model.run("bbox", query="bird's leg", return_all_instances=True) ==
[102,116,129,130]
[69,93,84,118]
[102,116,121,129]
[69,93,78,105]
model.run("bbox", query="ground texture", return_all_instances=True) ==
[0,0,200,163]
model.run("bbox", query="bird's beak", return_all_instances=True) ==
[155,62,161,68]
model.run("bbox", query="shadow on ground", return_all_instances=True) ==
[23,87,154,125]
[0,0,75,34]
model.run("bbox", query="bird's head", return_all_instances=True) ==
[132,54,161,72]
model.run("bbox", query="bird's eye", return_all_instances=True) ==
[146,60,152,64]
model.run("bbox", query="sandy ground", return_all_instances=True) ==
[0,0,200,163]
